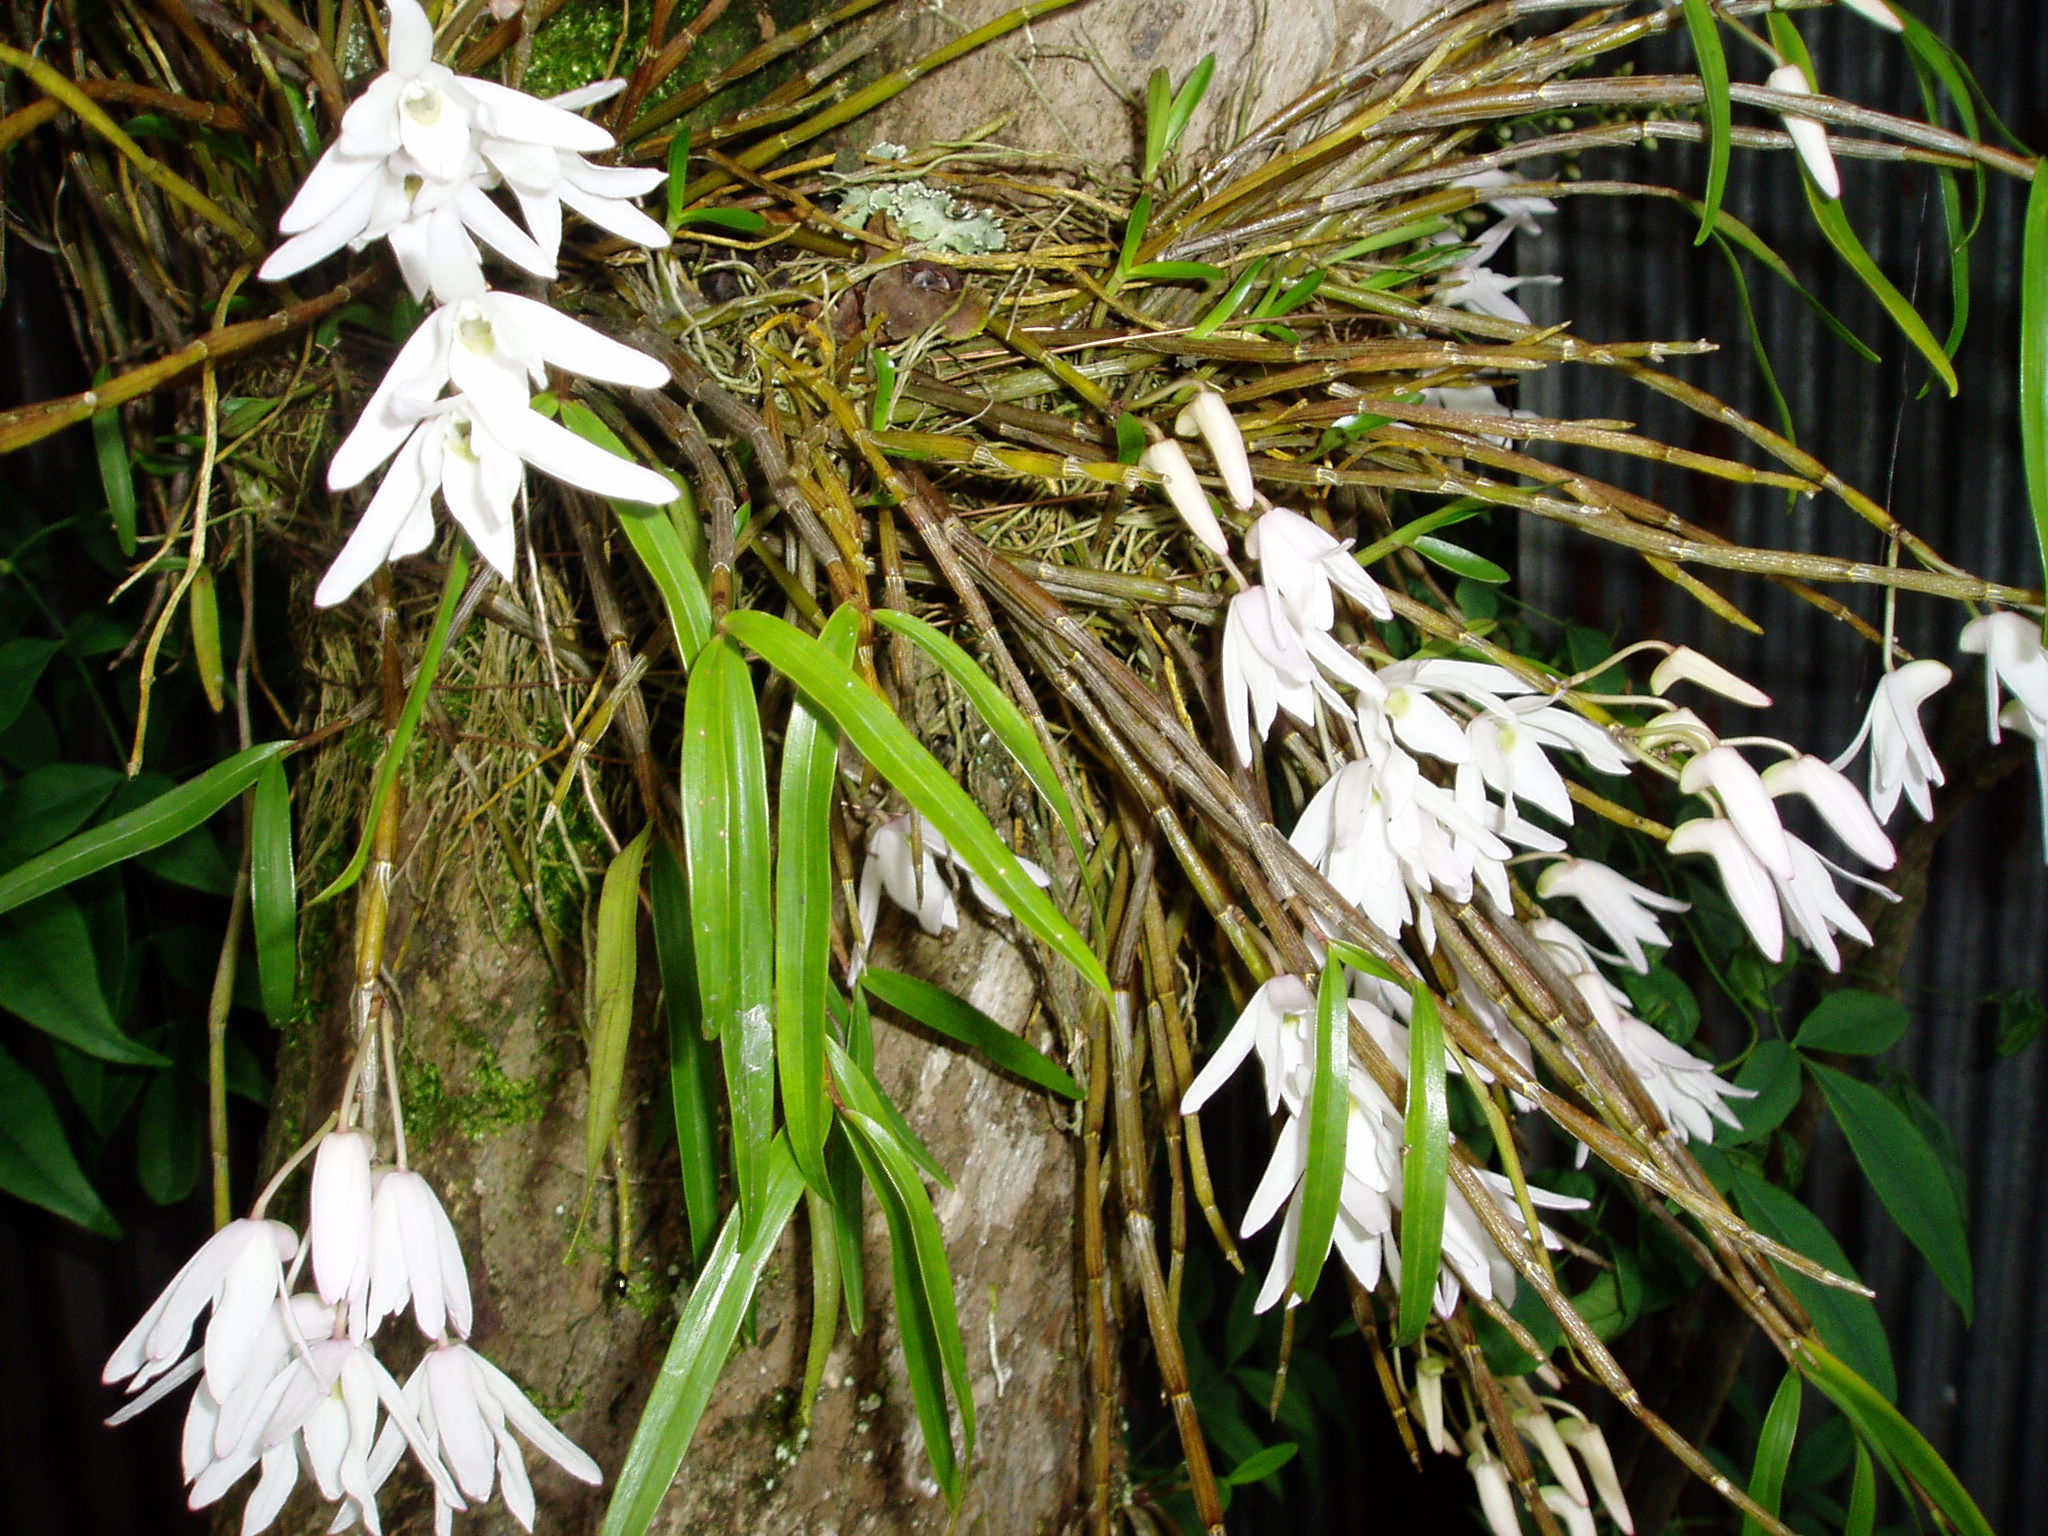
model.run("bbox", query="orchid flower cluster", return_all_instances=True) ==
[103,1128,598,1535]
[1122,364,2048,1526]
[260,0,676,609]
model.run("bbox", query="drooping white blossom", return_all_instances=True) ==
[1535,857,1688,973]
[1832,659,1951,822]
[367,1168,475,1341]
[1174,388,1256,511]
[854,811,1053,961]
[103,1218,298,1398]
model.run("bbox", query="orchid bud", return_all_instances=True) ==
[1648,645,1772,709]
[1141,438,1231,556]
[1175,388,1256,511]
[1767,65,1842,200]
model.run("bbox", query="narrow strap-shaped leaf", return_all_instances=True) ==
[249,756,297,1029]
[650,841,721,1267]
[870,607,1079,850]
[2022,158,2048,599]
[1292,956,1350,1303]
[1190,256,1268,339]
[561,401,714,667]
[1680,0,1731,242]
[586,827,651,1184]
[841,1107,975,1502]
[681,637,775,1227]
[1769,13,1958,396]
[310,544,471,906]
[1844,1443,1876,1536]
[1807,1061,1973,1319]
[800,1186,843,1423]
[598,1140,803,1536]
[90,376,136,556]
[1395,985,1449,1346]
[1796,1338,1993,1536]
[826,1032,950,1189]
[777,607,858,1195]
[861,967,1079,1100]
[0,739,288,917]
[1730,1169,1896,1399]
[1695,203,1879,363]
[1741,1369,1803,1536]
[826,1120,867,1329]
[729,609,1108,997]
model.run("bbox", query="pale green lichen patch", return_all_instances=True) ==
[837,180,1008,254]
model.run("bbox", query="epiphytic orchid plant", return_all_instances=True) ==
[0,2,2042,1535]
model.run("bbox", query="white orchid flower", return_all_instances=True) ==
[366,1168,475,1341]
[1182,974,1317,1116]
[1668,817,1784,961]
[481,126,669,268]
[365,1342,602,1536]
[1174,388,1256,511]
[1469,1445,1521,1536]
[854,811,1052,957]
[1221,586,1322,765]
[1761,753,1897,869]
[1959,610,2048,742]
[1535,858,1688,974]
[1140,437,1230,556]
[260,0,642,300]
[1240,1079,1402,1313]
[1679,745,1794,879]
[310,1130,376,1334]
[1452,168,1556,235]
[1557,1417,1635,1534]
[1832,659,1950,822]
[1767,64,1842,200]
[1648,645,1772,708]
[327,292,668,488]
[1771,832,1874,973]
[1245,505,1393,628]
[103,1218,298,1397]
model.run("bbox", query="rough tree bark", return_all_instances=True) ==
[262,3,1446,1532]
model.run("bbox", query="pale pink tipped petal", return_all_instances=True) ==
[368,1172,411,1335]
[201,1229,287,1400]
[386,0,435,75]
[493,1420,538,1531]
[1768,66,1842,200]
[396,1173,449,1340]
[310,1131,376,1312]
[461,75,616,152]
[513,408,678,504]
[484,293,668,387]
[555,179,672,250]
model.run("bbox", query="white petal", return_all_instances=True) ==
[555,179,673,250]
[428,1347,497,1501]
[1839,0,1904,30]
[1175,389,1255,511]
[1141,439,1229,556]
[278,152,385,237]
[1680,746,1793,879]
[468,1349,603,1484]
[328,307,456,489]
[483,292,668,387]
[1648,645,1772,708]
[1669,818,1783,961]
[1768,66,1842,200]
[310,1130,376,1314]
[509,406,679,504]
[386,0,435,74]
[1762,755,1896,869]
[395,80,476,182]
[317,423,439,607]
[241,1441,299,1536]
[462,75,617,152]
[455,184,559,278]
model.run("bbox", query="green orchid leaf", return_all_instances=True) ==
[861,967,1079,1100]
